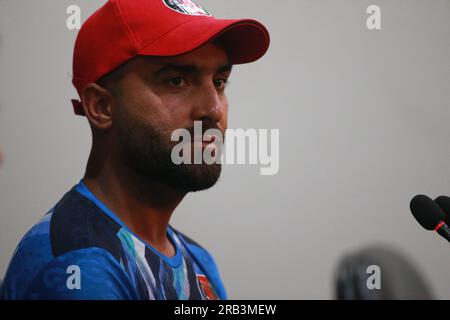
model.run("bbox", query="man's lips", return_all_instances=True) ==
[193,134,217,146]
[191,136,220,158]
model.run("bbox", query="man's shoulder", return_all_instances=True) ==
[1,187,132,299]
[0,210,54,299]
[5,186,124,262]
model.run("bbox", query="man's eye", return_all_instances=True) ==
[168,77,186,87]
[214,78,229,89]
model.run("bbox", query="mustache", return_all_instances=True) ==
[185,122,224,139]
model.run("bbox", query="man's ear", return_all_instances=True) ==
[80,83,114,130]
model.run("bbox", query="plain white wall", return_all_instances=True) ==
[1,0,450,299]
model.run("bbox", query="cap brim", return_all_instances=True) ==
[138,18,270,64]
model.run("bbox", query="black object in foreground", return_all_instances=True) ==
[410,194,450,243]
[435,195,450,226]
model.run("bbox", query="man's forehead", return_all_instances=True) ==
[137,43,231,72]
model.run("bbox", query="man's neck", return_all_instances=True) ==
[83,151,187,257]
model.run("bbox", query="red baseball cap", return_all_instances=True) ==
[71,0,270,116]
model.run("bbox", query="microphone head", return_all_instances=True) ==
[410,194,445,230]
[435,196,450,225]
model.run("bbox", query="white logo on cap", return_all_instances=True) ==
[163,0,211,17]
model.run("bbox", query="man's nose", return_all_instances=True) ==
[191,82,225,124]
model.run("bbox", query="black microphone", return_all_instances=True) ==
[410,194,450,243]
[434,196,450,226]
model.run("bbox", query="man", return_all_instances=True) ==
[0,0,269,300]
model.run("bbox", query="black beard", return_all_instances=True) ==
[116,111,222,192]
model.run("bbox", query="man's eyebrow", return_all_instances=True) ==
[153,63,233,77]
[153,63,198,77]
[218,63,233,74]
